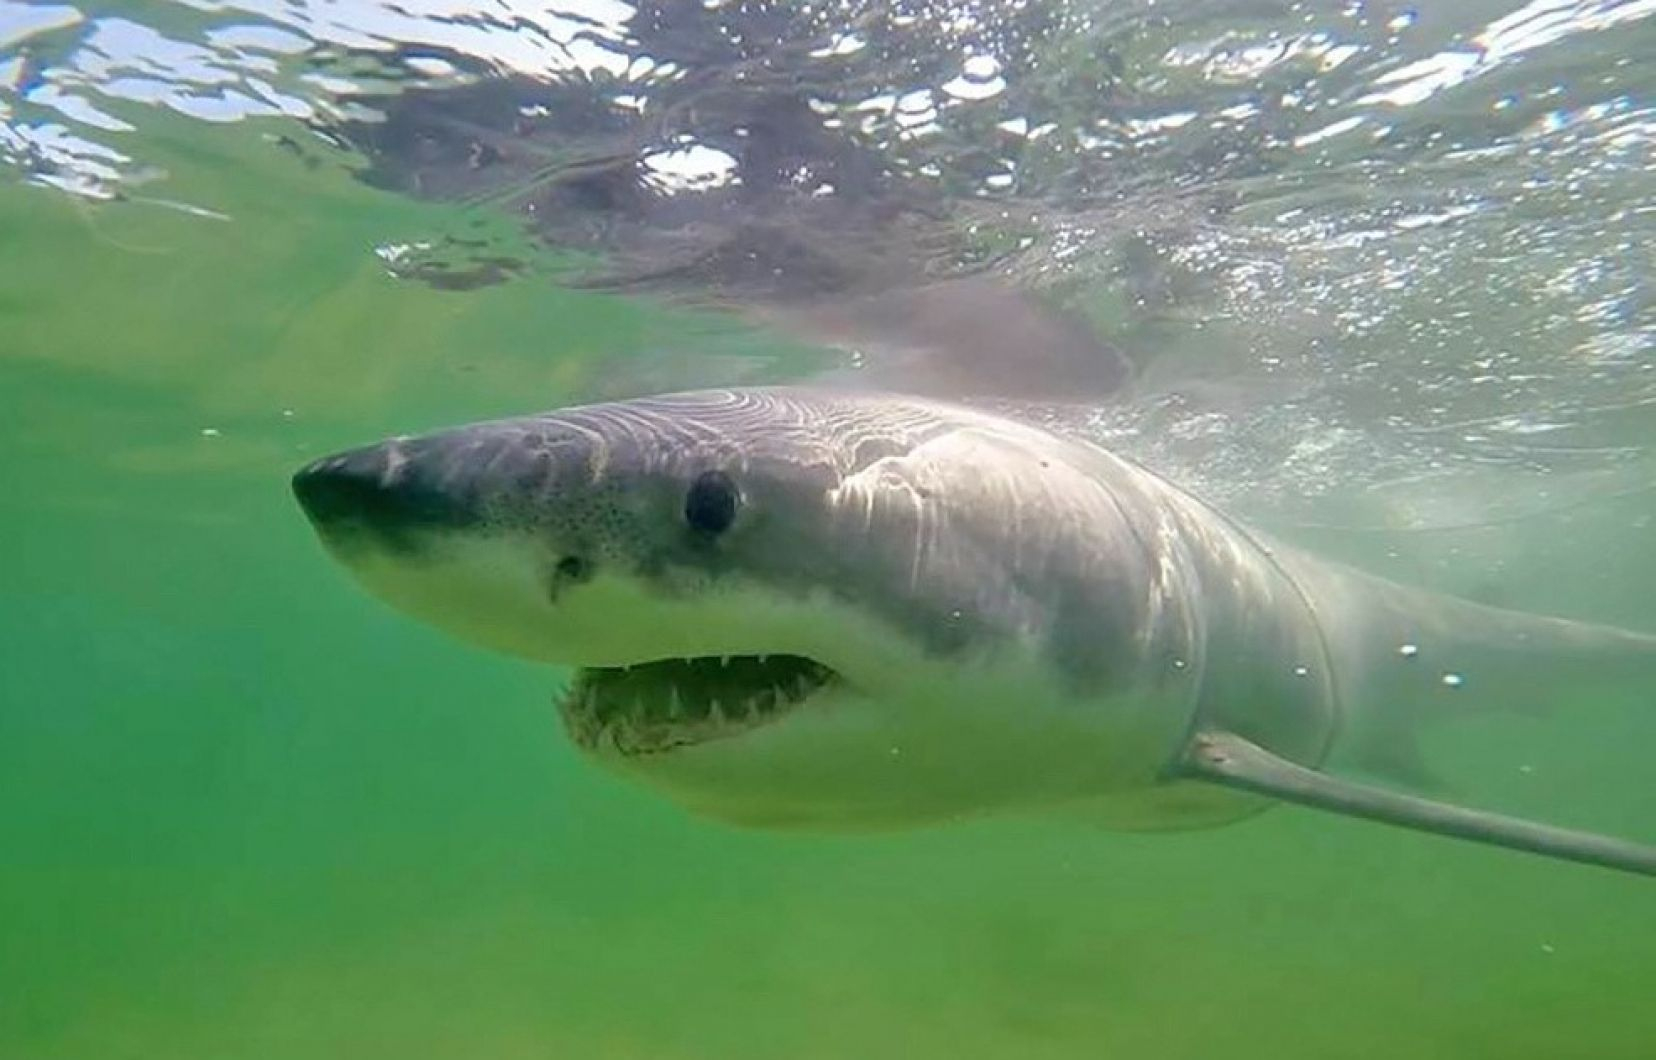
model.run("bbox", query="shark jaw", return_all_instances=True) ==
[298,531,1196,829]
[557,653,838,756]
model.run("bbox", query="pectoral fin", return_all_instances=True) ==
[1178,731,1656,878]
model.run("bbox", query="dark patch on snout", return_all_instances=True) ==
[292,441,482,554]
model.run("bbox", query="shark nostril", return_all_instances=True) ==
[291,443,479,541]
[292,459,386,526]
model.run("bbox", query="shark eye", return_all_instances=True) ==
[555,555,593,582]
[685,470,739,535]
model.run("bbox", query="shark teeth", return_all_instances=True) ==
[557,654,835,753]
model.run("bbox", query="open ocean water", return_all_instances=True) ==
[2,1,1653,1057]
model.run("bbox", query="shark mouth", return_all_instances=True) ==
[557,654,837,755]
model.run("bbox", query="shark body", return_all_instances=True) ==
[292,387,1655,874]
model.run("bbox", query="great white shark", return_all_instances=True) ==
[292,387,1656,876]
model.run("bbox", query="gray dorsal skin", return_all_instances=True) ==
[291,387,1656,876]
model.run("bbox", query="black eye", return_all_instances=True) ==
[684,470,739,535]
[555,555,593,582]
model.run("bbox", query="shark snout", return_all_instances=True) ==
[292,440,481,549]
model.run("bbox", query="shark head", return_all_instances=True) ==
[293,388,1202,828]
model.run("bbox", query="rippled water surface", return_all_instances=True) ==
[3,1,1654,1057]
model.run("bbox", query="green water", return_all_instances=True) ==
[4,22,1656,1060]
